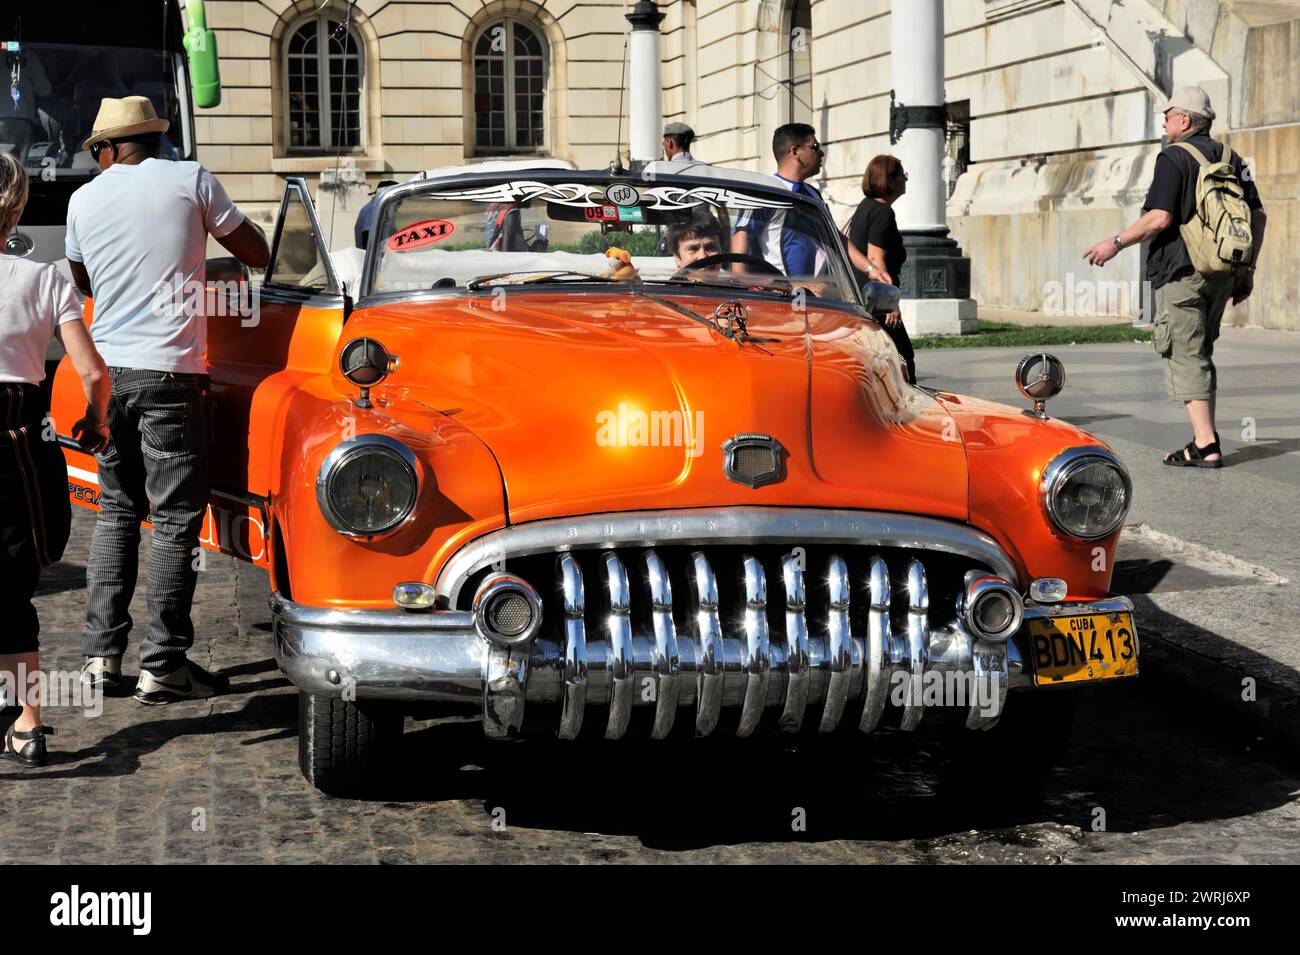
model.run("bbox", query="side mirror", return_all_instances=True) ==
[183,0,223,109]
[861,281,901,315]
[205,256,248,286]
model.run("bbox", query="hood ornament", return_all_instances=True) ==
[1015,353,1065,419]
[721,433,786,488]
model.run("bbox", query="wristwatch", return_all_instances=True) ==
[1112,235,1124,251]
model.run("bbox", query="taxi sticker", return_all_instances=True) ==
[616,206,644,223]
[387,219,456,252]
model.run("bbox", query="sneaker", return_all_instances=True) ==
[133,660,230,705]
[81,656,123,694]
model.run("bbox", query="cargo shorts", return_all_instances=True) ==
[1152,270,1234,402]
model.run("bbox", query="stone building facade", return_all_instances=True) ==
[196,0,1299,329]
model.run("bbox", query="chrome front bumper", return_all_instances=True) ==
[271,570,1136,741]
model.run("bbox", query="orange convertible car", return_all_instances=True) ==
[52,162,1137,794]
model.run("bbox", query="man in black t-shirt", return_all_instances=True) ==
[1083,86,1267,468]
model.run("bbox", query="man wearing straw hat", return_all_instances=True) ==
[65,96,270,704]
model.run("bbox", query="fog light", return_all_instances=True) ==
[963,574,1024,641]
[1029,577,1068,603]
[393,581,436,610]
[473,575,542,646]
[974,592,1015,634]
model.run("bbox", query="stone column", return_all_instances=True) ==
[889,0,977,335]
[626,1,665,167]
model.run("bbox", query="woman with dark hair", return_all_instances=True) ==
[846,154,916,384]
[0,151,110,767]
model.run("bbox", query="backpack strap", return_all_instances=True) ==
[1172,141,1210,166]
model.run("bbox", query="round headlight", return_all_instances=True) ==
[316,435,420,537]
[1041,447,1132,540]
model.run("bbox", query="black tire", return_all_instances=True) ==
[297,692,403,796]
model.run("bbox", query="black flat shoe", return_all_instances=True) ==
[1,723,54,769]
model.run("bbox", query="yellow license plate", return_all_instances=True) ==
[1028,612,1138,685]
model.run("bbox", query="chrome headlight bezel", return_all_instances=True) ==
[316,434,422,539]
[1040,446,1132,541]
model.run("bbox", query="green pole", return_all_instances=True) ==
[183,0,222,109]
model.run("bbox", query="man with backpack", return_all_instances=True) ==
[1083,86,1267,468]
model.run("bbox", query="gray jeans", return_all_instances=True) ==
[82,368,211,674]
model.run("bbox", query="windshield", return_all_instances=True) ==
[366,177,861,305]
[0,42,191,178]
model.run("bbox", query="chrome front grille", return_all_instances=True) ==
[470,542,1014,741]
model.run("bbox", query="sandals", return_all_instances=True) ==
[1,722,54,769]
[1163,432,1223,469]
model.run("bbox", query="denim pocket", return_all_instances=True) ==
[140,404,194,460]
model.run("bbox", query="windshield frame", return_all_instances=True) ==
[355,169,866,313]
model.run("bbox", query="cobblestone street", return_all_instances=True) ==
[4,507,1297,865]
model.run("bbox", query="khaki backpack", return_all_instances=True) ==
[1172,141,1254,274]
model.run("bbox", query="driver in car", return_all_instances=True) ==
[668,211,726,271]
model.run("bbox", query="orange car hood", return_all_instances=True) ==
[353,291,968,523]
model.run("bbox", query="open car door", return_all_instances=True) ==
[51,178,347,572]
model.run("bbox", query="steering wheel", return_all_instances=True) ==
[671,252,786,282]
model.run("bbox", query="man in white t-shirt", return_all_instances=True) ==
[65,97,269,705]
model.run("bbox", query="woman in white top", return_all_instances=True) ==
[0,151,110,768]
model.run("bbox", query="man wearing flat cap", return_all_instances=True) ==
[1083,85,1267,469]
[65,96,270,705]
[663,122,697,162]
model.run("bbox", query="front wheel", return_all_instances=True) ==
[297,692,404,796]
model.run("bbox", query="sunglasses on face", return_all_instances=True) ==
[798,141,825,155]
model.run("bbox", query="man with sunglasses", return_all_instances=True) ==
[731,123,827,276]
[65,96,269,704]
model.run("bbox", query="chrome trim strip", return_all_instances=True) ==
[778,552,809,733]
[820,555,853,734]
[737,555,771,737]
[690,551,724,738]
[899,559,929,731]
[557,554,587,740]
[604,553,635,741]
[859,556,892,734]
[437,508,1019,606]
[645,551,681,739]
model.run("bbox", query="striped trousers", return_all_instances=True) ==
[82,369,211,674]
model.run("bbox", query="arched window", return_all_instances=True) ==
[285,13,364,152]
[473,19,547,153]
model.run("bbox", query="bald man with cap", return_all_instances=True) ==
[663,122,697,162]
[1083,85,1267,468]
